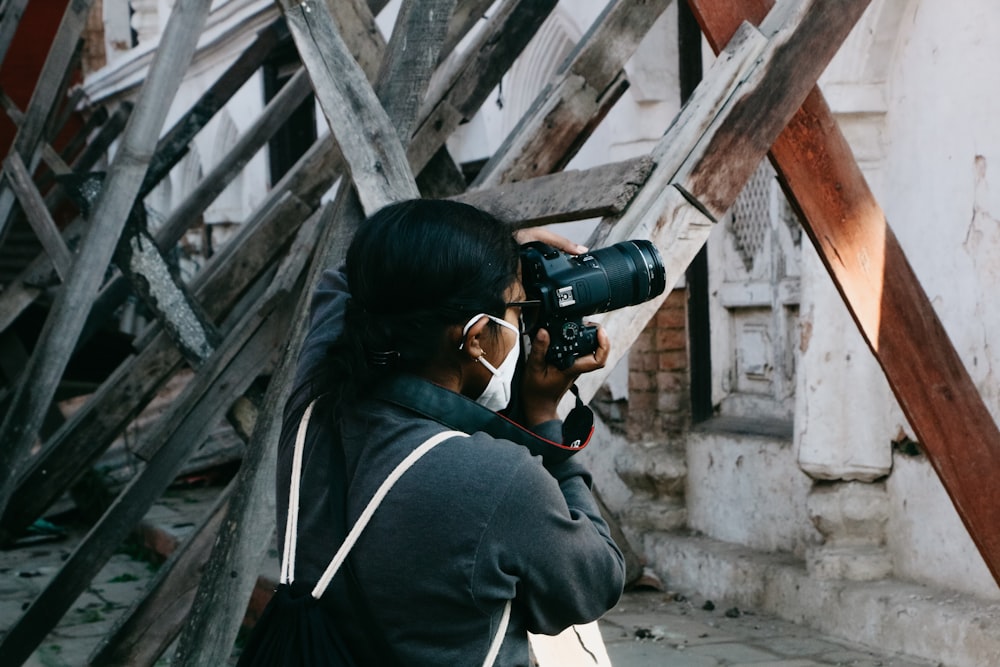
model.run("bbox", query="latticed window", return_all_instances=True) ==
[728,161,773,273]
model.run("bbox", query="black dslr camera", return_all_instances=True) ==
[519,240,667,369]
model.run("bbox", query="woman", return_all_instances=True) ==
[269,199,625,665]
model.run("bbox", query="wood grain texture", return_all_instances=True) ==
[0,0,213,522]
[278,0,419,213]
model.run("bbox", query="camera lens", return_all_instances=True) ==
[589,240,666,312]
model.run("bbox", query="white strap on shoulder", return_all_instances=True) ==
[482,600,512,667]
[310,429,468,598]
[279,400,316,585]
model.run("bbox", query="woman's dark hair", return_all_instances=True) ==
[328,198,519,407]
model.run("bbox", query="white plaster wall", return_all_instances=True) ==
[887,454,1000,600]
[874,0,1000,593]
[687,430,821,557]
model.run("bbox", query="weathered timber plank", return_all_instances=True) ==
[113,205,220,367]
[3,152,73,279]
[87,483,235,667]
[138,18,288,199]
[0,193,312,543]
[692,0,1000,584]
[440,0,494,61]
[173,202,330,667]
[57,104,108,164]
[374,0,458,144]
[0,0,212,520]
[0,284,294,666]
[473,0,671,187]
[277,0,419,214]
[0,89,73,181]
[573,0,870,404]
[409,0,557,174]
[0,0,94,241]
[451,156,655,227]
[41,44,85,145]
[155,66,313,250]
[0,104,131,338]
[0,0,28,70]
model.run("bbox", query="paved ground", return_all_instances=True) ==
[0,485,941,667]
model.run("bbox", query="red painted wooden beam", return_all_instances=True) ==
[688,0,1000,584]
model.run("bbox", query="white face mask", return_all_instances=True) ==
[461,313,521,411]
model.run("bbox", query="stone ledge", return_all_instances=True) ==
[644,531,1000,667]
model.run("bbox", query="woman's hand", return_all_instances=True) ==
[514,228,589,255]
[520,325,610,426]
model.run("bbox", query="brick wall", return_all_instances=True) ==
[626,288,690,442]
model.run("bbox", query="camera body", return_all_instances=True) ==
[519,240,667,369]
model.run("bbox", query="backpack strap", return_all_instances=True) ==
[278,401,509,666]
[311,428,467,597]
[279,399,316,585]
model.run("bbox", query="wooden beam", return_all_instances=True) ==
[277,0,420,214]
[172,203,331,666]
[408,0,558,173]
[451,156,655,227]
[0,0,94,241]
[472,0,671,188]
[689,0,1000,585]
[138,18,289,199]
[0,274,296,666]
[0,194,312,543]
[2,152,73,279]
[155,66,313,250]
[573,0,871,404]
[0,0,28,70]
[86,483,235,667]
[0,0,213,521]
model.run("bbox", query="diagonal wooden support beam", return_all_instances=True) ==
[0,0,28,70]
[472,0,672,188]
[573,0,871,402]
[277,0,421,213]
[0,251,302,666]
[0,0,94,242]
[689,0,1000,585]
[3,152,73,280]
[0,0,213,522]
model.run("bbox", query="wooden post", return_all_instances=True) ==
[0,276,296,666]
[0,0,94,241]
[689,0,1000,585]
[0,0,28,70]
[0,0,213,522]
[2,152,73,279]
[0,193,312,543]
[472,0,671,188]
[155,66,313,250]
[408,0,558,174]
[277,0,420,213]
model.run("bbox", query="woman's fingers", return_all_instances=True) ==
[565,324,610,375]
[514,228,588,255]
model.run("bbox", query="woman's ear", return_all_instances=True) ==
[457,315,489,361]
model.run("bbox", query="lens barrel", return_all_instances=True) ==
[588,240,667,313]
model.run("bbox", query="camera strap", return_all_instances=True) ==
[373,374,594,464]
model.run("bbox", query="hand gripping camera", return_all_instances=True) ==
[519,240,667,369]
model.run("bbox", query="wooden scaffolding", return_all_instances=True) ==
[0,0,998,664]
